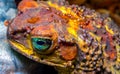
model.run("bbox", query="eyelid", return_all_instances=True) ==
[31,36,52,40]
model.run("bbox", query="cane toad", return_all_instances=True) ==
[7,0,120,74]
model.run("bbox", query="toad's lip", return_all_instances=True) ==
[8,40,71,68]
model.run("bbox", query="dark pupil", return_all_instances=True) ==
[37,41,45,45]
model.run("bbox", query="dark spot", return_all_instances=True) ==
[37,41,45,45]
[82,59,87,62]
[41,57,44,60]
[86,52,89,55]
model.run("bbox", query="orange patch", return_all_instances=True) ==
[108,34,116,60]
[18,0,39,12]
[83,22,94,30]
[4,20,9,26]
[27,17,40,24]
[105,33,117,60]
[60,45,77,61]
[31,25,57,37]
[110,52,116,60]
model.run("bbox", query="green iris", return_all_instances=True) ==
[31,38,52,51]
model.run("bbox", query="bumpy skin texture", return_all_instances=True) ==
[7,1,120,74]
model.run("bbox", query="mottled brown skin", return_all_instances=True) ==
[7,1,120,74]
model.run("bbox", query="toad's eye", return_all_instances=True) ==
[31,38,52,51]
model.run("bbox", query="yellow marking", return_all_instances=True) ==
[26,34,33,49]
[67,19,79,37]
[116,44,120,62]
[67,27,77,37]
[110,66,120,74]
[96,25,101,28]
[105,25,114,35]
[9,40,34,56]
[89,32,102,42]
[67,19,87,52]
[67,21,87,53]
[102,44,106,50]
[48,1,79,18]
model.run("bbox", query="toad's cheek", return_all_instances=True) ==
[59,45,77,61]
